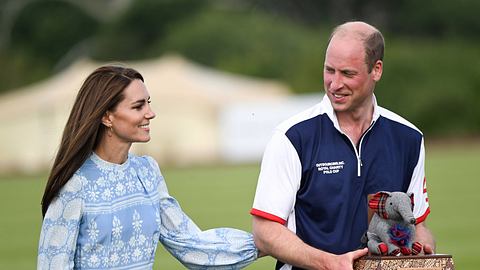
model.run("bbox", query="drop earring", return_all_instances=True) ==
[107,125,113,137]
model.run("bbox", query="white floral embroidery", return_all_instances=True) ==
[88,254,100,267]
[132,247,142,262]
[115,182,125,196]
[132,210,143,232]
[112,216,122,239]
[109,252,119,266]
[38,154,257,269]
[121,252,129,265]
[96,176,106,187]
[125,180,136,193]
[101,187,113,201]
[87,220,99,242]
[129,167,136,177]
[102,255,109,267]
[108,171,116,183]
[86,185,99,202]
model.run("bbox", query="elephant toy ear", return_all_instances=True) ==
[408,192,415,211]
[369,191,391,219]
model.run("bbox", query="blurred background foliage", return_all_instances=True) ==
[1,0,479,137]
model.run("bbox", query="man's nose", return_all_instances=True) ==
[329,74,344,90]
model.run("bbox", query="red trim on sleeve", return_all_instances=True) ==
[415,207,430,224]
[250,208,286,225]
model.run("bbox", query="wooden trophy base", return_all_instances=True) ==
[353,254,455,270]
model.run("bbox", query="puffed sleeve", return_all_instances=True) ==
[37,174,84,270]
[147,158,258,269]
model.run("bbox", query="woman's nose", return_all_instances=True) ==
[146,105,156,119]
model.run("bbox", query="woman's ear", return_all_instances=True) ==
[101,111,112,128]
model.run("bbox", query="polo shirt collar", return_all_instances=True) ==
[321,93,381,132]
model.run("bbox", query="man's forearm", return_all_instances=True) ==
[252,216,369,270]
[252,216,332,269]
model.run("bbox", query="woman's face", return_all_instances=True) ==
[107,79,156,144]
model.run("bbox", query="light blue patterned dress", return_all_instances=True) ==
[37,153,258,269]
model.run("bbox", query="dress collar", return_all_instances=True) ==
[90,151,131,170]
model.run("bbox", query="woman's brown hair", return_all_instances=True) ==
[41,65,143,217]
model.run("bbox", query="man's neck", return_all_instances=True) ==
[336,106,374,148]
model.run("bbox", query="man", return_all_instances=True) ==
[251,21,435,270]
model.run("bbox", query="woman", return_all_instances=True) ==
[38,66,258,269]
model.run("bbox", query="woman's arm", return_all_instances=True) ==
[145,156,257,269]
[37,175,83,269]
[157,180,257,269]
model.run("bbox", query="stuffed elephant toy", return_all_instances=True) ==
[367,191,423,256]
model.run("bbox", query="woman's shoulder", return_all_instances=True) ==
[129,153,155,162]
[130,154,161,171]
[129,154,164,193]
[53,172,86,206]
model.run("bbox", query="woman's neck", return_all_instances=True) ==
[94,136,131,164]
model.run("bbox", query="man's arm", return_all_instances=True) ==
[253,216,367,270]
[415,221,436,254]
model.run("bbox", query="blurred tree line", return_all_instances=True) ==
[0,0,479,137]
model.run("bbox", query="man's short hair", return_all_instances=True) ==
[364,31,384,73]
[329,22,385,73]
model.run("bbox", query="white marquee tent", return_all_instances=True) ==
[0,55,292,173]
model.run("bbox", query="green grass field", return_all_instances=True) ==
[0,143,479,269]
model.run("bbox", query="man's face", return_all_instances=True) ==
[323,35,382,115]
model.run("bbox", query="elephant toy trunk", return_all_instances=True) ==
[398,204,416,225]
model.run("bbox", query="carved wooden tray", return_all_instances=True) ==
[353,255,454,270]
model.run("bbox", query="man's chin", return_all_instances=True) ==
[331,103,350,113]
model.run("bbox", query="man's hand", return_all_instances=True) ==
[415,222,436,255]
[422,243,435,255]
[323,248,368,270]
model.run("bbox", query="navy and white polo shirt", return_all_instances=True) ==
[251,94,430,270]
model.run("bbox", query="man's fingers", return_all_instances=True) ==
[423,244,435,254]
[351,248,368,260]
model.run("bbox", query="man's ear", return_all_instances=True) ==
[371,60,383,82]
[101,111,112,128]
